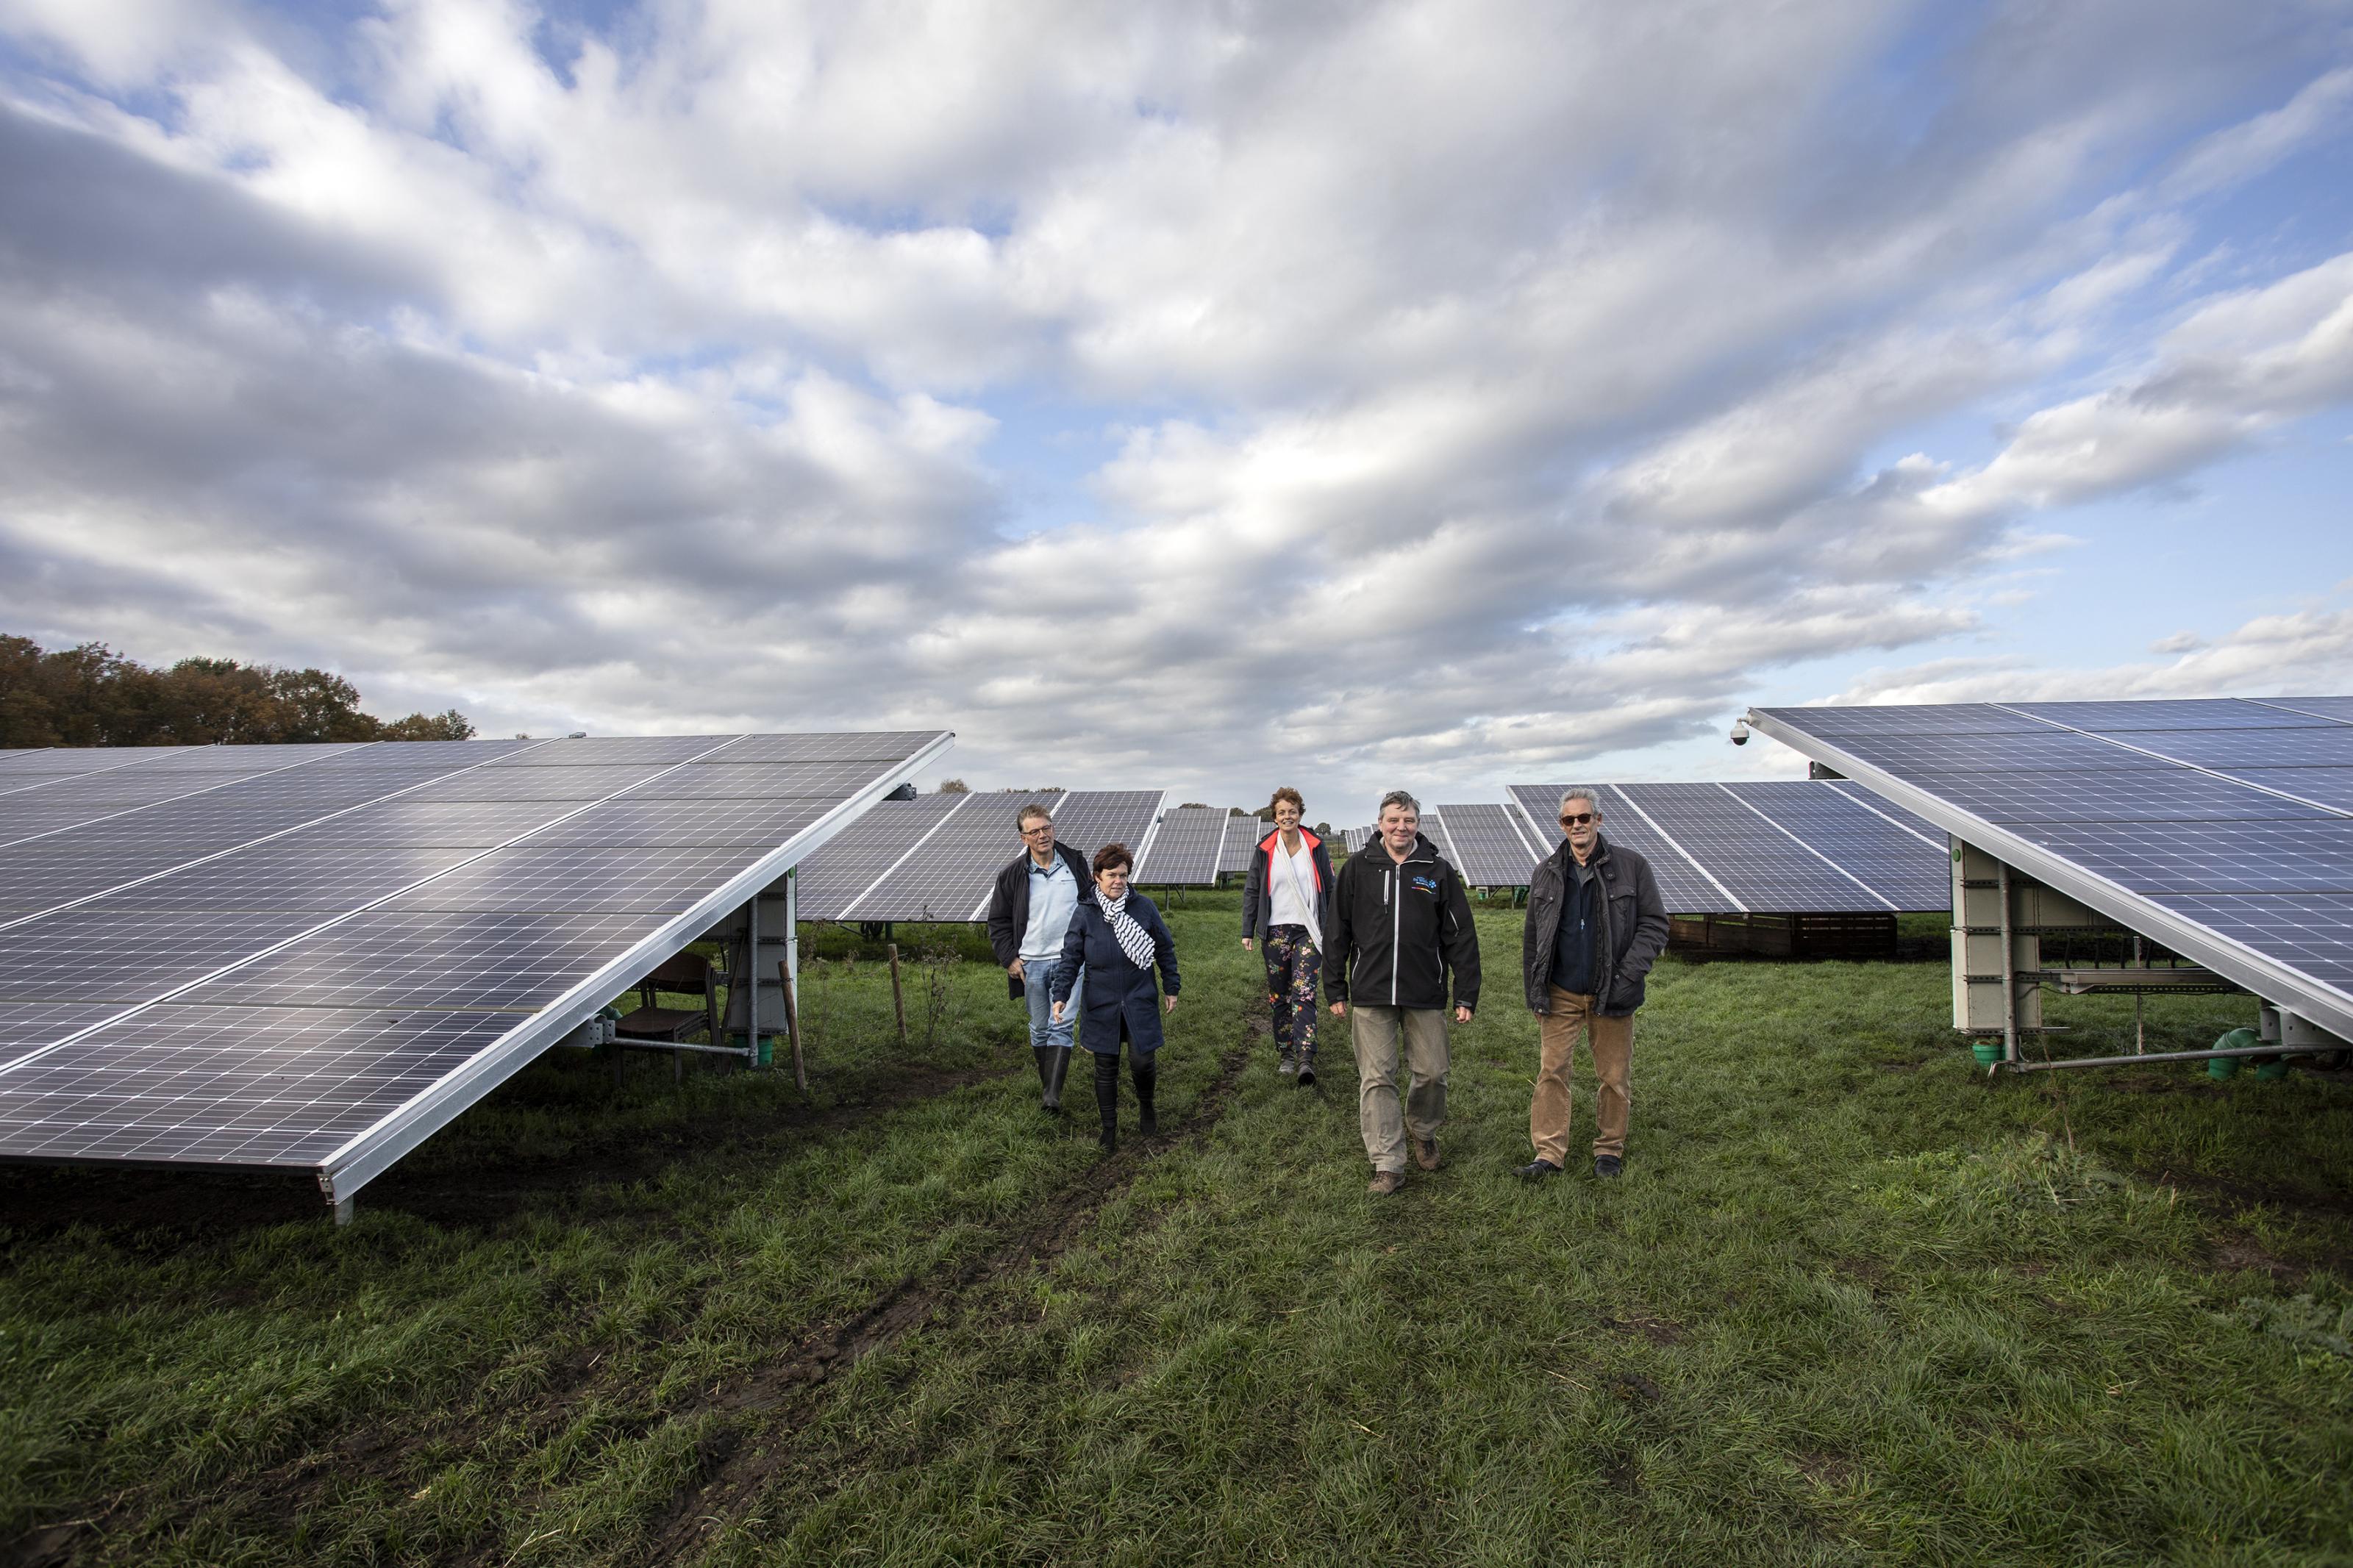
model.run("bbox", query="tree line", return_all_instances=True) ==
[0,636,475,748]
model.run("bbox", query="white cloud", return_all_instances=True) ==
[1829,604,2353,707]
[0,1,2349,806]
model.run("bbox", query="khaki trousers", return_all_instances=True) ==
[1532,985,1633,1163]
[1350,1004,1449,1174]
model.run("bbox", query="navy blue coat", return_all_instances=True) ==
[1050,895,1182,1055]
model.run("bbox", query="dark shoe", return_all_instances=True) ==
[1277,1057,1297,1076]
[1297,1063,1316,1086]
[1099,1125,1117,1153]
[1367,1170,1406,1196]
[1413,1137,1441,1172]
[1594,1155,1623,1178]
[1515,1159,1561,1181]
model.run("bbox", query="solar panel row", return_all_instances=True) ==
[0,732,950,1198]
[1504,781,1949,912]
[1746,697,2353,1028]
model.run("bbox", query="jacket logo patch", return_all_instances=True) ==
[1410,874,1439,895]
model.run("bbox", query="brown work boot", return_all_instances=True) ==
[1367,1170,1406,1196]
[1413,1137,1441,1171]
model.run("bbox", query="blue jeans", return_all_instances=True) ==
[1024,957,1083,1050]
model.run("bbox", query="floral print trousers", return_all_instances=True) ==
[1263,923,1320,1065]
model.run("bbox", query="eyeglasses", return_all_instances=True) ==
[1559,812,1595,827]
[1022,826,1053,837]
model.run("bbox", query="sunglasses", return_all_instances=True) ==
[1559,812,1595,827]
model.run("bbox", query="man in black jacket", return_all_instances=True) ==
[1326,790,1480,1196]
[1515,787,1669,1180]
[985,802,1095,1114]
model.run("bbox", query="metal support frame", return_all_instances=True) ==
[1999,862,2019,1070]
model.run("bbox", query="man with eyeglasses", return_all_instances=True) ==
[1516,787,1668,1180]
[986,802,1095,1116]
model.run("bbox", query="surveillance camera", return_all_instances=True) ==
[1729,720,1751,746]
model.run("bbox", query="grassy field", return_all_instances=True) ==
[1,891,2349,1565]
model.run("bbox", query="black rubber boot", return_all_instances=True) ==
[1093,1050,1121,1152]
[1031,1047,1056,1112]
[1042,1046,1072,1112]
[1132,1056,1158,1137]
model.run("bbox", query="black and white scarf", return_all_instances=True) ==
[1099,892,1158,970]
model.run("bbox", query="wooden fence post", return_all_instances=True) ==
[887,942,908,1045]
[777,959,807,1092]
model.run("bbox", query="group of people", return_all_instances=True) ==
[982,786,1668,1191]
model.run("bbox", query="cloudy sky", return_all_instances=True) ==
[2,0,2350,816]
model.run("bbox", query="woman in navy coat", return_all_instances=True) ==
[1051,842,1180,1152]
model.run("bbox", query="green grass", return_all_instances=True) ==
[2,895,2349,1565]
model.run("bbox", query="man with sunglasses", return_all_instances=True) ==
[1516,787,1668,1180]
[986,802,1095,1115]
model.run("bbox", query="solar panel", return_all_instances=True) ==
[1431,803,1543,887]
[1746,697,2353,1043]
[1712,781,1949,910]
[1509,784,1739,912]
[840,792,1051,922]
[0,730,951,1200]
[1341,826,1374,853]
[1133,807,1227,886]
[1222,816,1266,876]
[790,794,969,920]
[1046,790,1164,868]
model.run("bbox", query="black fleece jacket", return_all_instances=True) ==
[1323,832,1480,1013]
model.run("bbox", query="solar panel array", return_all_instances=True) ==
[795,790,1164,920]
[1341,826,1374,853]
[1504,781,1949,912]
[1746,697,2353,1035]
[0,731,949,1198]
[1134,806,1229,886]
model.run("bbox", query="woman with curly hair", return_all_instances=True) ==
[1240,787,1335,1084]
